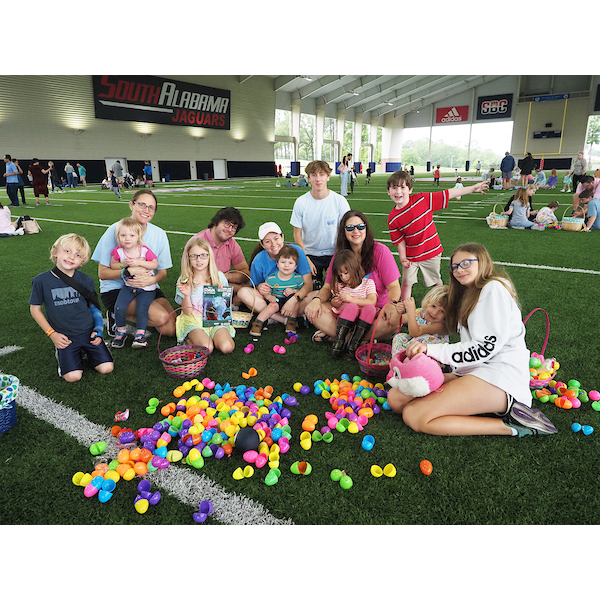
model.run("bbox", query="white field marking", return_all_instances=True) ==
[0,358,292,525]
[372,240,600,275]
[0,345,22,356]
[29,218,600,276]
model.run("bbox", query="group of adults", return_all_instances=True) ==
[3,155,89,206]
[91,165,403,348]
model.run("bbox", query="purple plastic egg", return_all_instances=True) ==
[300,385,310,395]
[119,431,136,444]
[149,492,162,505]
[284,396,298,406]
[138,480,152,494]
[281,408,291,419]
[193,512,208,523]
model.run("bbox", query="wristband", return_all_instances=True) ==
[46,328,55,336]
[311,296,321,303]
[295,294,302,302]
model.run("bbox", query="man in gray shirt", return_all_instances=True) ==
[111,160,124,184]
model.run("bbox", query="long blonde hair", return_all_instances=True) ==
[513,187,530,208]
[180,237,220,289]
[446,243,518,333]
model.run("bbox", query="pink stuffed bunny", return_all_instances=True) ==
[386,349,444,397]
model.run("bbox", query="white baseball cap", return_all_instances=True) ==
[258,222,282,241]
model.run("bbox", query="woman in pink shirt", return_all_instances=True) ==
[304,209,401,343]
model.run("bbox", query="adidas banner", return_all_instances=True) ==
[435,105,468,124]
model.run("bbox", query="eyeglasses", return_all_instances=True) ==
[449,258,478,273]
[189,253,209,260]
[345,223,367,232]
[221,221,238,231]
[133,200,156,213]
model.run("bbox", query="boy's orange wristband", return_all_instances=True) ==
[46,328,55,336]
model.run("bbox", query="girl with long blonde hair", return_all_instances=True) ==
[387,243,556,438]
[175,237,235,355]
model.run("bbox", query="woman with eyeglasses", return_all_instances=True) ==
[305,210,401,343]
[91,190,177,338]
[386,242,557,438]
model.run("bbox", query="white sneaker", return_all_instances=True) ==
[531,224,545,231]
[15,227,24,235]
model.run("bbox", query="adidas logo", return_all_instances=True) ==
[441,107,463,123]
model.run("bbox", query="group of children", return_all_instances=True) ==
[28,164,557,438]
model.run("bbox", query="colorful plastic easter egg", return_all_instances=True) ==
[135,499,149,514]
[370,465,383,478]
[339,475,353,490]
[589,390,600,402]
[330,469,343,482]
[383,463,397,478]
[420,459,433,476]
[362,435,375,451]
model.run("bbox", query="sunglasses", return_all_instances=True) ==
[345,223,367,232]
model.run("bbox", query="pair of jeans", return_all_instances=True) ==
[5,182,19,206]
[114,286,156,332]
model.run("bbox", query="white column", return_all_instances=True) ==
[353,114,363,163]
[291,99,301,162]
[381,112,405,172]
[315,103,325,160]
[336,107,346,164]
[368,116,379,164]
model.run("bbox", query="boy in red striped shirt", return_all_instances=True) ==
[387,171,488,299]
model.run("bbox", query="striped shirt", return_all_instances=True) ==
[387,190,449,262]
[332,275,377,314]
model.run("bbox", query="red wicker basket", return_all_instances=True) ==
[354,303,393,377]
[157,308,209,379]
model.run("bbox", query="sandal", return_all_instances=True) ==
[312,329,335,343]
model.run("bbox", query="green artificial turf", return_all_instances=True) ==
[1,173,599,527]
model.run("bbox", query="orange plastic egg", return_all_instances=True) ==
[420,459,433,475]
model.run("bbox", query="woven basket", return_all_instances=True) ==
[0,374,19,435]
[231,311,253,328]
[354,303,393,377]
[356,342,393,377]
[225,269,256,328]
[560,207,584,231]
[159,344,209,379]
[157,308,209,379]
[523,308,557,388]
[488,203,509,228]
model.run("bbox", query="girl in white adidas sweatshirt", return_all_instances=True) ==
[387,242,534,436]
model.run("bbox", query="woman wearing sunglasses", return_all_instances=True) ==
[305,209,401,343]
[386,242,557,438]
[91,190,177,338]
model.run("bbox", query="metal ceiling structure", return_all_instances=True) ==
[270,75,505,119]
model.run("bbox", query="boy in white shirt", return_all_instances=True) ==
[290,160,350,290]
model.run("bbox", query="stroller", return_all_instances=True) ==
[123,173,135,189]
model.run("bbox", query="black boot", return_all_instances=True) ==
[346,319,372,358]
[331,318,353,358]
